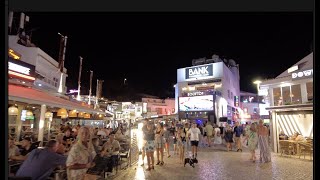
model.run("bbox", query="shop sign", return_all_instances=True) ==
[8,58,35,81]
[234,96,239,107]
[187,91,204,97]
[291,69,313,80]
[186,64,213,79]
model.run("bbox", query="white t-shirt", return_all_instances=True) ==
[188,127,201,141]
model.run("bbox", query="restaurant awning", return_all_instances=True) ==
[265,103,313,112]
[8,84,104,114]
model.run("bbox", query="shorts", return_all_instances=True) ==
[145,141,155,152]
[203,132,207,137]
[164,138,170,144]
[191,141,199,147]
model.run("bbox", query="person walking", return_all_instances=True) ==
[163,124,171,158]
[145,122,156,171]
[244,123,259,162]
[224,124,234,151]
[177,127,186,164]
[188,122,201,160]
[257,120,271,163]
[140,119,148,166]
[205,122,214,147]
[155,123,165,166]
[233,122,244,152]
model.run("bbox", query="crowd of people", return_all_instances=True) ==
[138,118,272,171]
[8,122,130,179]
[9,119,272,179]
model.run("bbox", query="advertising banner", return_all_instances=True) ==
[179,95,214,111]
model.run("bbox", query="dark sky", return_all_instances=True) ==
[14,12,313,99]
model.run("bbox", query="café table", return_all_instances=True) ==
[8,160,23,174]
[280,140,300,155]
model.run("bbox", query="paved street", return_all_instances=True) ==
[114,144,313,180]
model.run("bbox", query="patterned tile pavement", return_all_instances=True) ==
[113,144,313,180]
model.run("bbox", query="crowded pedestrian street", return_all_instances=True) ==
[115,145,313,180]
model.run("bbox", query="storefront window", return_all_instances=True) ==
[282,86,291,105]
[291,84,302,104]
[273,87,282,106]
[306,82,313,101]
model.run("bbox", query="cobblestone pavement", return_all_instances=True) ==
[113,144,313,180]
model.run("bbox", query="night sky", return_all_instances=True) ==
[12,12,313,100]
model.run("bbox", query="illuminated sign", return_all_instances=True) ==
[234,96,239,107]
[186,64,213,79]
[287,65,298,73]
[9,49,21,60]
[291,69,313,80]
[9,62,31,75]
[187,91,204,97]
[179,95,214,111]
[8,58,35,81]
[69,89,79,93]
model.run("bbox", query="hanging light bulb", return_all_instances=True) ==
[26,110,33,117]
[78,112,85,118]
[57,108,68,116]
[8,106,18,116]
[45,112,53,118]
[84,113,91,119]
[68,110,78,118]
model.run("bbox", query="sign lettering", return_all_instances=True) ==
[186,64,213,79]
[292,69,313,80]
[187,91,204,97]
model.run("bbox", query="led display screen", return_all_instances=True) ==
[179,95,214,111]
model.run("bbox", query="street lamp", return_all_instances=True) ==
[124,78,127,85]
[253,80,262,119]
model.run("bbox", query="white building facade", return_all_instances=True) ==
[9,35,68,94]
[175,59,240,124]
[259,52,313,153]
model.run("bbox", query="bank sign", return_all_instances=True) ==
[291,69,313,81]
[185,64,213,80]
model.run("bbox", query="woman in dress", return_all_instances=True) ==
[224,124,234,151]
[257,120,271,163]
[155,122,165,165]
[177,127,186,164]
[244,123,259,162]
[145,123,156,171]
[213,125,222,145]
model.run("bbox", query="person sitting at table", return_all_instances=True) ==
[115,129,125,142]
[101,133,120,176]
[92,138,101,154]
[15,140,67,179]
[8,137,20,159]
[291,132,306,142]
[97,128,107,138]
[279,131,288,140]
[55,133,66,154]
[11,137,36,161]
[66,127,96,180]
[63,129,74,146]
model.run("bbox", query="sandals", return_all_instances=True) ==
[160,161,164,166]
[156,161,161,165]
[146,167,151,171]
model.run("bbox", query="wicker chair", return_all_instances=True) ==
[298,142,313,160]
[279,141,294,157]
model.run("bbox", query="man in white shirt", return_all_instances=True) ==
[188,122,201,159]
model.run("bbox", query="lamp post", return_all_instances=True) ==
[124,78,127,85]
[253,80,262,119]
